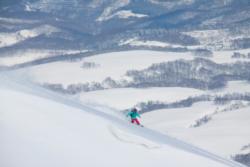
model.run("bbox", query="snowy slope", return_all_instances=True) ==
[1,0,250,55]
[212,80,250,95]
[97,10,148,21]
[96,0,131,22]
[119,38,184,48]
[0,25,59,48]
[0,73,245,167]
[0,49,87,66]
[26,50,194,85]
[183,29,250,50]
[23,49,250,86]
[1,0,250,166]
[79,87,204,110]
[143,101,250,159]
[77,80,250,110]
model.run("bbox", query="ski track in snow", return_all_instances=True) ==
[109,125,161,149]
[0,71,245,167]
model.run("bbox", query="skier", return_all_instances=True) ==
[126,108,142,126]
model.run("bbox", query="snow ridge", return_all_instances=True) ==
[0,25,59,48]
[96,0,130,22]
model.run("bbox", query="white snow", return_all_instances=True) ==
[183,29,230,50]
[109,126,161,149]
[202,10,250,27]
[143,101,250,158]
[26,50,194,85]
[0,49,88,66]
[0,73,244,167]
[75,79,250,111]
[24,4,36,12]
[211,80,250,95]
[88,0,105,8]
[149,0,195,8]
[24,0,80,13]
[0,25,59,48]
[23,49,250,87]
[210,49,250,63]
[2,49,250,167]
[96,0,131,22]
[79,87,204,110]
[0,17,37,24]
[119,38,184,48]
[114,10,148,19]
[98,10,148,21]
[183,29,250,50]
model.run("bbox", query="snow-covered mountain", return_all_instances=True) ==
[1,1,250,167]
[0,72,245,167]
[14,49,249,167]
[1,0,250,69]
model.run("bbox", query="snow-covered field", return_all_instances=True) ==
[77,80,250,110]
[212,81,250,95]
[143,101,250,159]
[0,49,87,66]
[211,49,250,63]
[1,73,243,167]
[79,87,204,110]
[2,49,250,166]
[26,50,194,85]
[23,49,250,86]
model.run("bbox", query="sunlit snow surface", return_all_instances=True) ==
[143,101,250,158]
[0,73,244,167]
[19,49,250,164]
[26,50,194,85]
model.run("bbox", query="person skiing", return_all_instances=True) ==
[126,108,142,126]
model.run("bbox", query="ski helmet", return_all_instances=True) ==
[132,108,137,112]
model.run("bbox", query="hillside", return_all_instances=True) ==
[0,73,245,167]
[1,0,250,166]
